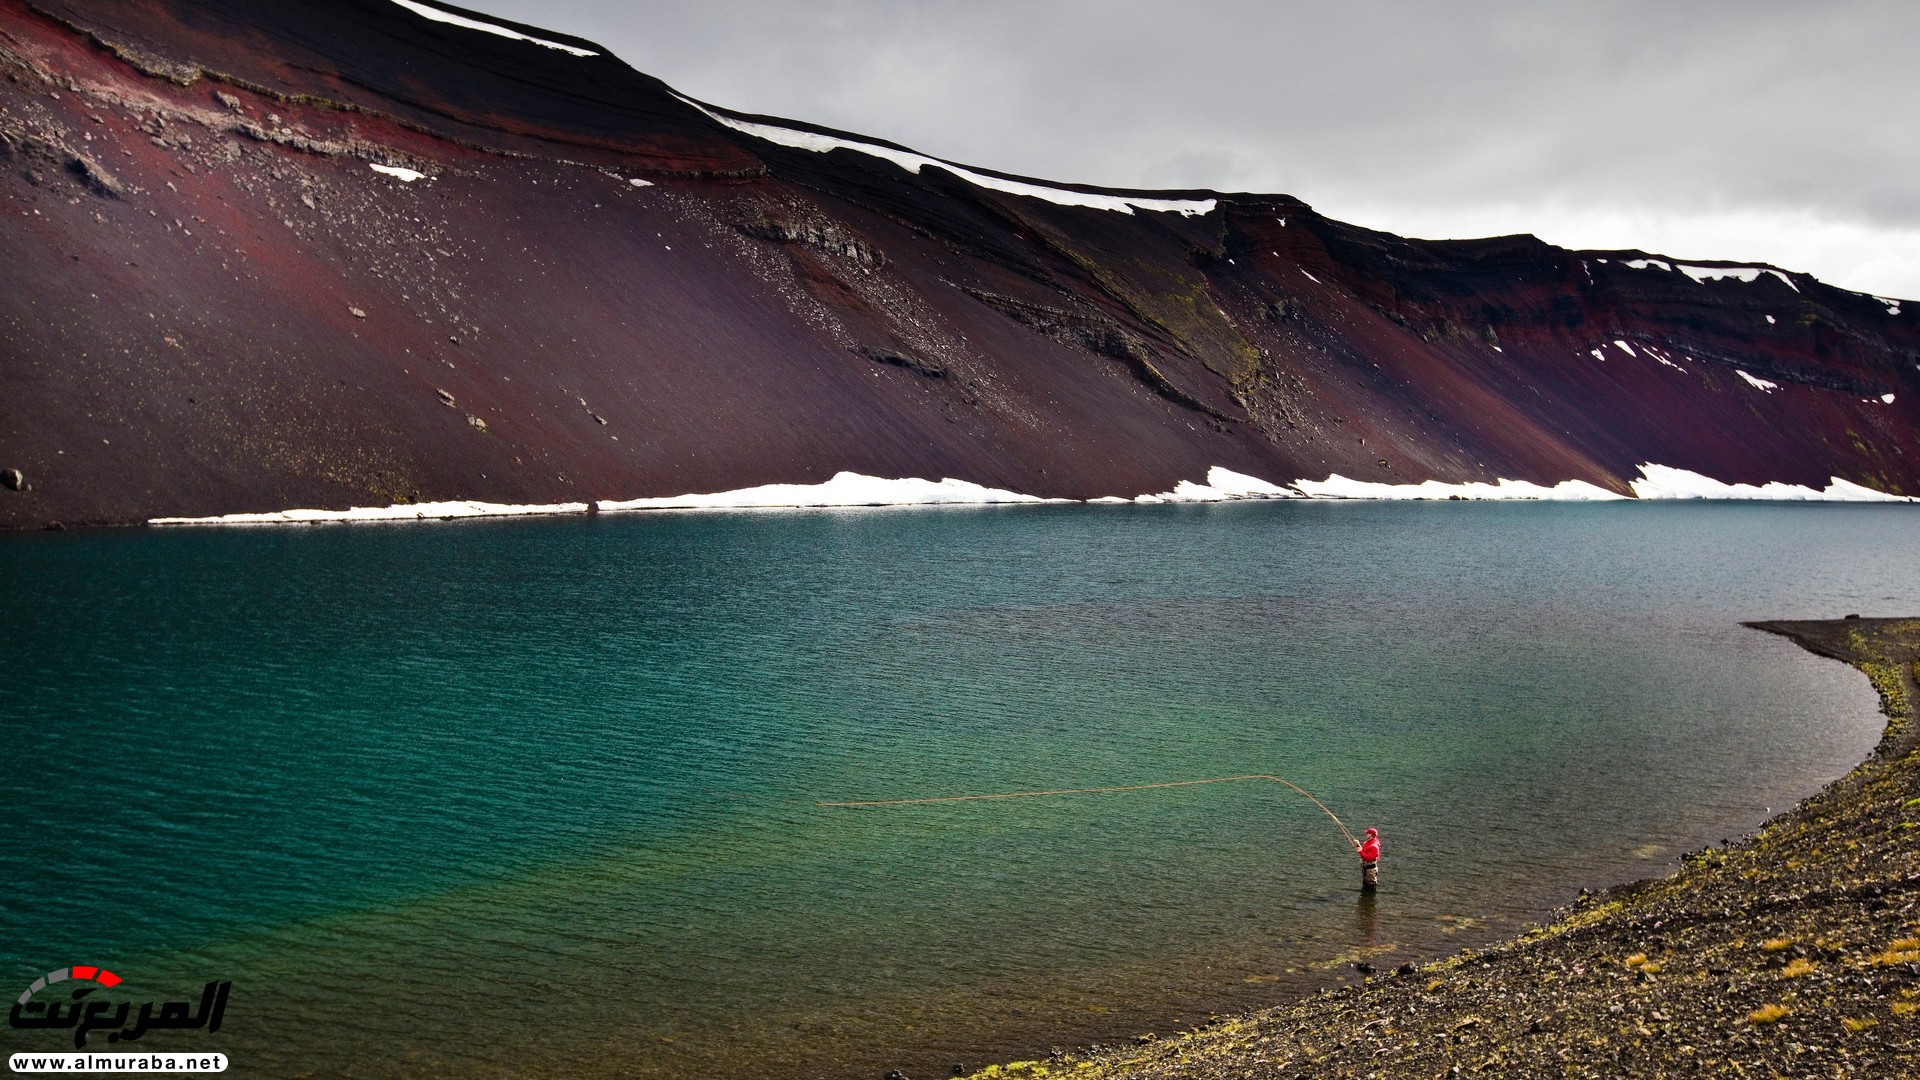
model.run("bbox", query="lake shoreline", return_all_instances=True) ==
[966,617,1920,1078]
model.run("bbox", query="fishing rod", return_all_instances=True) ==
[818,773,1358,848]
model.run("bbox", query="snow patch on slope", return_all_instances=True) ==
[1737,371,1780,392]
[387,0,597,56]
[369,163,425,182]
[1639,344,1686,371]
[1676,264,1799,291]
[678,97,1214,217]
[1614,257,1801,292]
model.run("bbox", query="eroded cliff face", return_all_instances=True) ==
[1,0,1914,527]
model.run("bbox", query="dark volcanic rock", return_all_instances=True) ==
[854,345,946,379]
[1,129,117,196]
[737,205,886,269]
[0,0,1915,527]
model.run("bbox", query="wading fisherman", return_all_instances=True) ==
[1355,827,1380,890]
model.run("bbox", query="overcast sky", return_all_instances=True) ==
[458,0,1920,298]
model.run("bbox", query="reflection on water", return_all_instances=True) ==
[1354,891,1380,948]
[1,501,1913,1077]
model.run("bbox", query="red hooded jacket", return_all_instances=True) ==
[1358,830,1379,862]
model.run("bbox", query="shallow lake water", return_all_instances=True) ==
[3,501,1915,1077]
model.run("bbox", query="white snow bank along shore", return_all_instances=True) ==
[143,465,1917,526]
[1127,467,1297,503]
[1627,464,1917,502]
[1291,475,1625,501]
[677,96,1214,218]
[597,472,1056,511]
[150,500,591,526]
[1286,465,1913,502]
[149,474,1053,526]
[387,0,597,56]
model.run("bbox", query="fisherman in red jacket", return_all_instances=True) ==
[1355,827,1380,891]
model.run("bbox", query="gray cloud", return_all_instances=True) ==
[454,0,1920,294]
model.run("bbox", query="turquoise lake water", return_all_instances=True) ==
[3,501,1916,1077]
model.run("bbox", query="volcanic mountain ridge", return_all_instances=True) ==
[1,0,1916,528]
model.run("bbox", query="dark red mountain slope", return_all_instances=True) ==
[1,0,1914,527]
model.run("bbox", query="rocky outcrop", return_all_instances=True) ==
[736,206,886,269]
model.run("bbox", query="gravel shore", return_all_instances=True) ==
[964,617,1920,1079]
